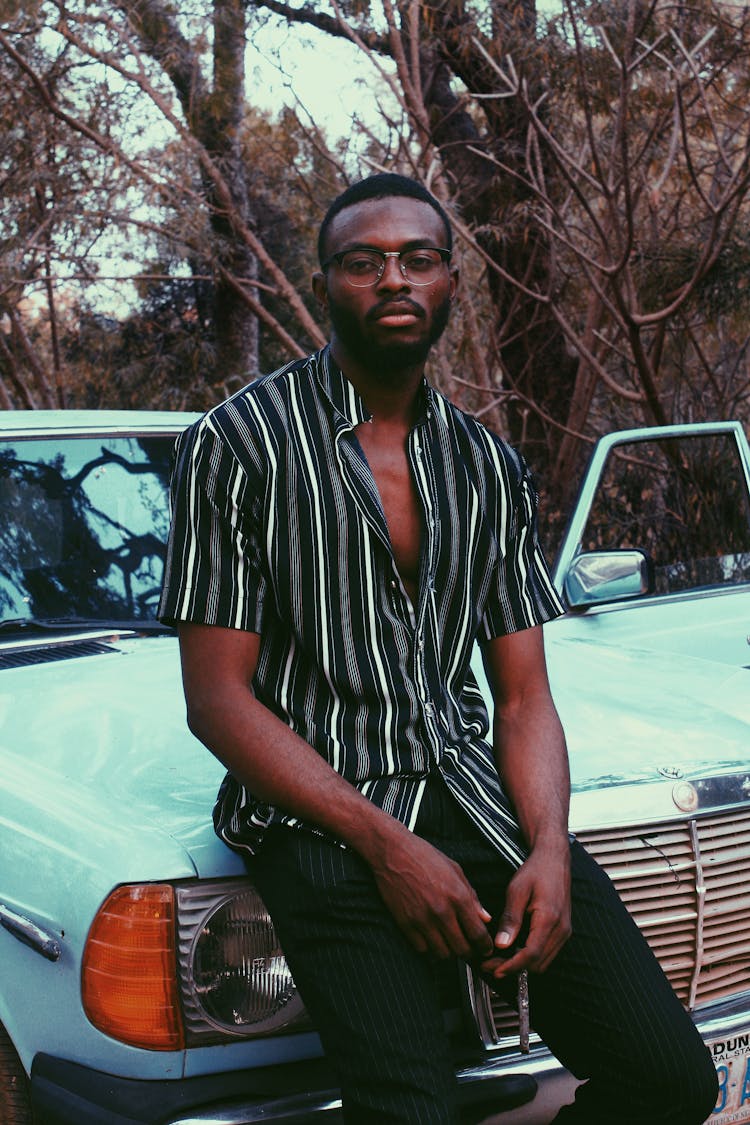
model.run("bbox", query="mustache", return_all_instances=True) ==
[366,298,426,322]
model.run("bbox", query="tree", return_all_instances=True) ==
[245,0,750,520]
[2,0,750,557]
[479,0,750,502]
[0,25,86,409]
[0,0,330,408]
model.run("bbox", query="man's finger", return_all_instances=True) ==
[481,945,530,979]
[457,900,494,958]
[432,900,494,960]
[405,927,429,955]
[493,881,530,953]
[484,914,569,978]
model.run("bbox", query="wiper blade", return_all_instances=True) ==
[0,616,173,634]
[0,618,67,633]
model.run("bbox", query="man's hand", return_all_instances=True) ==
[365,825,495,962]
[480,844,571,979]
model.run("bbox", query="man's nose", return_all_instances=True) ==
[376,255,409,291]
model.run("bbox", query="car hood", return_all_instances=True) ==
[545,631,750,790]
[3,628,747,876]
[0,632,244,879]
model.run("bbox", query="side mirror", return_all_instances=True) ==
[564,549,654,608]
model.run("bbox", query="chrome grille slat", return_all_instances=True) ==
[470,806,750,1050]
[631,909,697,927]
[688,821,705,1008]
[704,922,749,942]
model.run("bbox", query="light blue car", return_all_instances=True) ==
[1,412,748,1124]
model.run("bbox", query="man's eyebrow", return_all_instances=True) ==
[335,240,444,253]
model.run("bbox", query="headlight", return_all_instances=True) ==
[176,879,308,1043]
[83,879,307,1050]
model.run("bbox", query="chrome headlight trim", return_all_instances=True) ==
[175,878,308,1045]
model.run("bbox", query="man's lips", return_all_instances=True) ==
[368,300,425,327]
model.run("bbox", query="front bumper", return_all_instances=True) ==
[31,1051,539,1125]
[31,998,750,1125]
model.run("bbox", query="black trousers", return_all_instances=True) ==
[249,772,718,1124]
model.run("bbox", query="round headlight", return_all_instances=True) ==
[185,884,307,1037]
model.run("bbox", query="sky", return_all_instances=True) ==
[246,2,563,142]
[246,15,395,141]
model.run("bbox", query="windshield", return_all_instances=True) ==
[0,433,177,626]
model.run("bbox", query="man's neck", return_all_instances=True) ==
[329,338,426,427]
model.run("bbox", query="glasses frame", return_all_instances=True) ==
[321,246,452,287]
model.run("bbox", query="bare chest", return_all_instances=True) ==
[355,424,422,603]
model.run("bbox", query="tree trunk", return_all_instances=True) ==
[205,0,259,381]
[120,0,260,382]
[419,1,579,486]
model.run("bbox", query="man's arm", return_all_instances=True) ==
[178,621,495,962]
[480,625,572,979]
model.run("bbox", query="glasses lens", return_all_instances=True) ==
[401,249,444,285]
[340,251,384,286]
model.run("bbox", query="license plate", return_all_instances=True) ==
[710,1031,750,1124]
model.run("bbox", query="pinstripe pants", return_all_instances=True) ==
[249,772,718,1124]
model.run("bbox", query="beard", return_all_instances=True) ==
[327,292,452,375]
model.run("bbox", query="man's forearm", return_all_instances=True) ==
[481,686,573,978]
[493,688,571,854]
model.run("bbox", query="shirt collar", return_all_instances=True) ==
[315,346,436,433]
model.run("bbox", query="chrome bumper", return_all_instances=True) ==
[33,997,748,1125]
[165,1055,546,1124]
[166,998,750,1125]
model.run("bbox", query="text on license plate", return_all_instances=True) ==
[710,1031,750,1124]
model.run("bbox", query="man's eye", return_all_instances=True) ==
[404,252,439,271]
[344,254,380,274]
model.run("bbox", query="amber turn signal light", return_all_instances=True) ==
[82,884,184,1051]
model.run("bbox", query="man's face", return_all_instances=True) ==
[314,196,458,374]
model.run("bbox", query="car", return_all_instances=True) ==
[0,411,748,1125]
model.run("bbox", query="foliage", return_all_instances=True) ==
[0,0,332,412]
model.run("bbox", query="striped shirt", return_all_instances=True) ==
[159,347,563,868]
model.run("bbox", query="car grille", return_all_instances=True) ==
[469,807,750,1049]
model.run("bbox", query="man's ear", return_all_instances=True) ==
[312,271,328,309]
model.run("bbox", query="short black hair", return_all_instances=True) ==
[318,173,453,265]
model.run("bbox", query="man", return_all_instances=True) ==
[159,173,717,1123]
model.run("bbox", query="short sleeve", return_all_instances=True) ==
[478,451,564,641]
[158,414,268,632]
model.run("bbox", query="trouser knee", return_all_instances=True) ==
[657,1044,719,1125]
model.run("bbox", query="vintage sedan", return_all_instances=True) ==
[0,410,748,1125]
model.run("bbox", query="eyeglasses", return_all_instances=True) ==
[322,247,452,287]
